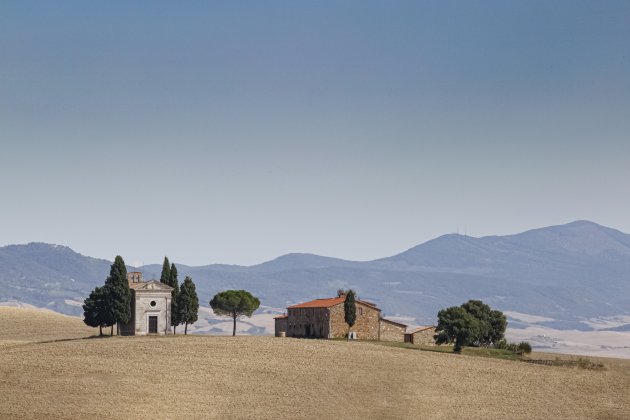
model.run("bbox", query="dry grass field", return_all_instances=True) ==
[1,307,629,419]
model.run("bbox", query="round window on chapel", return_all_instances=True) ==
[150,301,156,307]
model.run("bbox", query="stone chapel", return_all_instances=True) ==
[120,271,173,335]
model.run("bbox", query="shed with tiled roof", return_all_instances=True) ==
[404,326,437,346]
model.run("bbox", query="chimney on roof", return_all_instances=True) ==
[337,289,347,298]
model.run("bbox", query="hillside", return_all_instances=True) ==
[1,221,630,332]
[1,307,628,419]
[0,306,96,346]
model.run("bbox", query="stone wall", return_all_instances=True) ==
[329,302,380,340]
[409,327,436,346]
[379,319,406,342]
[132,291,171,335]
[274,318,287,337]
[286,307,330,338]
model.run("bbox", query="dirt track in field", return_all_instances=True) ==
[1,307,629,419]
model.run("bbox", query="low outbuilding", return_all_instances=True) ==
[379,318,408,342]
[404,326,437,345]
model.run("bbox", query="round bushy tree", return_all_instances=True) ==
[210,290,260,336]
[460,300,507,346]
[435,306,481,353]
[83,286,114,336]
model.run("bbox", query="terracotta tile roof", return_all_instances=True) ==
[287,297,381,311]
[288,297,345,309]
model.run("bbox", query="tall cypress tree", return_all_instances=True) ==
[344,289,357,340]
[169,263,180,334]
[176,276,199,335]
[104,255,132,335]
[160,256,171,285]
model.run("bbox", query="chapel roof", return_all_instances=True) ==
[129,280,173,291]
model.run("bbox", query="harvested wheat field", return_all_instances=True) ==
[0,306,95,346]
[1,308,629,419]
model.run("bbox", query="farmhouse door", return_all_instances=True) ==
[148,316,158,334]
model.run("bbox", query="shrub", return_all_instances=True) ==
[552,357,605,370]
[494,339,508,350]
[506,343,519,353]
[517,341,532,354]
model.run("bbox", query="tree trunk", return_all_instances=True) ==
[185,322,188,335]
[116,322,119,336]
[232,313,237,336]
[173,325,176,335]
[99,325,103,337]
[110,325,113,336]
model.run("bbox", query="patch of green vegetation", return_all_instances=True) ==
[372,341,521,361]
[551,357,606,370]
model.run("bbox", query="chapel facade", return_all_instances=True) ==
[120,272,173,336]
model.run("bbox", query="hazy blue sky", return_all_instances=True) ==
[1,1,629,266]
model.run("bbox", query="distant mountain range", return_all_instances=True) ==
[2,221,630,329]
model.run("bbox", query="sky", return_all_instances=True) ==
[1,1,629,266]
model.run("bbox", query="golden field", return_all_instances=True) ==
[1,307,629,419]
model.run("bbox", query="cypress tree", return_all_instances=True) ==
[176,276,199,335]
[83,286,114,336]
[169,263,180,334]
[160,256,171,285]
[344,289,357,340]
[104,255,132,335]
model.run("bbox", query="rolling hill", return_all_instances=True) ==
[1,307,628,419]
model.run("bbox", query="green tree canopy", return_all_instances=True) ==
[82,286,115,336]
[160,256,171,285]
[460,299,507,346]
[176,276,199,335]
[169,263,180,333]
[209,290,260,336]
[343,289,357,338]
[434,300,507,352]
[435,306,481,353]
[104,255,131,335]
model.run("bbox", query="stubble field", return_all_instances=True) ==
[1,307,629,419]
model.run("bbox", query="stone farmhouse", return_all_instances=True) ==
[274,292,436,343]
[120,271,173,336]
